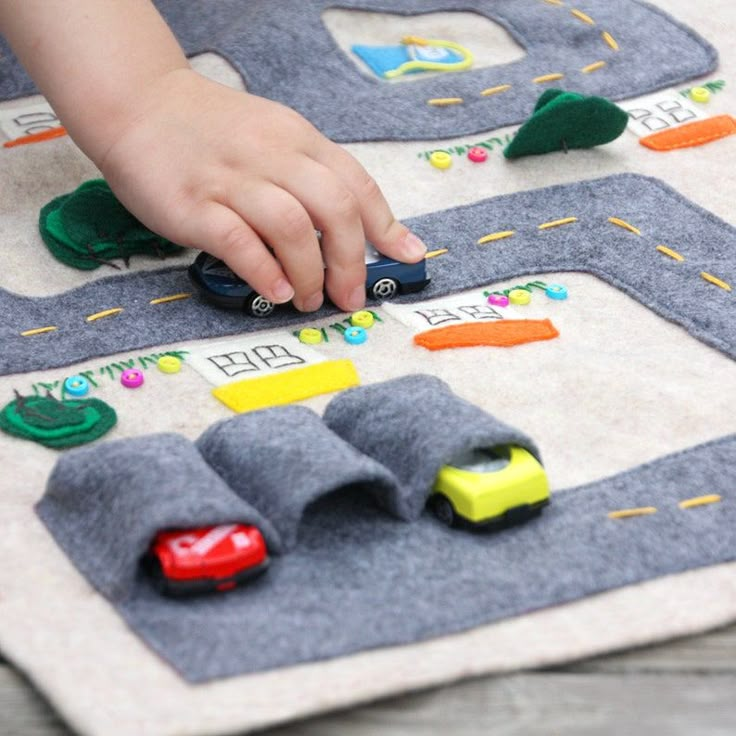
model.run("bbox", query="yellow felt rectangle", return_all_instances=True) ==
[212,359,360,413]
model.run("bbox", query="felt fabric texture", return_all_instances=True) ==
[37,433,280,600]
[197,405,405,550]
[639,113,736,149]
[413,318,560,350]
[35,426,736,682]
[211,359,360,413]
[39,179,182,270]
[1,0,735,732]
[3,173,734,375]
[0,1,718,142]
[323,374,540,518]
[0,392,116,448]
[4,265,736,735]
[503,90,629,158]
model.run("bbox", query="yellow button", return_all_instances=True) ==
[350,310,374,329]
[429,151,453,170]
[157,355,182,374]
[508,288,531,305]
[298,327,323,344]
[689,86,710,103]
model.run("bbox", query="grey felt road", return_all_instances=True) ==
[38,427,736,683]
[0,1,717,141]
[2,174,734,375]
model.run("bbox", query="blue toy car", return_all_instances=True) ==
[188,244,430,317]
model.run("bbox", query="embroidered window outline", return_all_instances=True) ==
[208,351,261,377]
[252,344,307,370]
[457,305,503,320]
[414,308,464,327]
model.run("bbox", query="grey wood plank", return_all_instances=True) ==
[563,624,736,674]
[265,673,736,736]
[0,667,71,736]
[2,623,736,736]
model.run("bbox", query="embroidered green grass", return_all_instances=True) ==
[39,179,183,270]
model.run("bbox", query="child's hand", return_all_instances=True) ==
[0,0,426,313]
[98,69,426,312]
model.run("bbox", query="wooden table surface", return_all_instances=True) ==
[2,622,734,736]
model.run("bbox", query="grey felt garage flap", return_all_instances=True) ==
[197,405,405,551]
[323,374,540,519]
[36,434,279,600]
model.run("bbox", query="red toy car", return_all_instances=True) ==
[146,523,269,596]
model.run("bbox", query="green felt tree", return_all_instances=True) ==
[39,179,183,270]
[504,89,629,159]
[0,392,117,449]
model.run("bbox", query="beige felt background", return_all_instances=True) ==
[1,2,735,735]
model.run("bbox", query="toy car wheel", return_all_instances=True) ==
[430,494,456,527]
[245,293,275,318]
[370,277,399,300]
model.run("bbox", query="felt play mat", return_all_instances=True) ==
[1,1,736,734]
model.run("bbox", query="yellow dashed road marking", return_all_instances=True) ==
[701,272,732,291]
[656,245,685,262]
[581,60,606,73]
[477,230,516,245]
[533,73,565,83]
[608,507,657,519]
[679,494,722,509]
[427,97,464,106]
[149,292,192,305]
[86,308,124,322]
[571,8,595,24]
[602,31,619,50]
[538,217,579,230]
[480,84,512,97]
[20,326,58,337]
[608,217,641,235]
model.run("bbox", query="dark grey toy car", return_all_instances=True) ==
[189,244,430,317]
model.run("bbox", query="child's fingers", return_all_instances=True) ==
[274,158,367,312]
[314,143,427,263]
[185,202,295,305]
[228,185,324,312]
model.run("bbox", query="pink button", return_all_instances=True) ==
[467,147,488,163]
[488,294,509,307]
[121,368,145,389]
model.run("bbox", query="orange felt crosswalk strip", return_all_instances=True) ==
[639,115,736,151]
[414,319,559,351]
[3,126,68,148]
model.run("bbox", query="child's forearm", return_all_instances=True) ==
[0,0,188,163]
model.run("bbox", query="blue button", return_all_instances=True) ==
[344,326,368,345]
[546,284,568,300]
[64,375,90,397]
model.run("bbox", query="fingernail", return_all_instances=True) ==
[346,285,366,312]
[272,278,295,303]
[402,232,427,260]
[302,292,324,312]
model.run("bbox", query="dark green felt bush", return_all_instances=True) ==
[504,90,629,159]
[39,179,183,270]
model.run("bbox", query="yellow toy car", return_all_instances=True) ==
[429,445,550,528]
